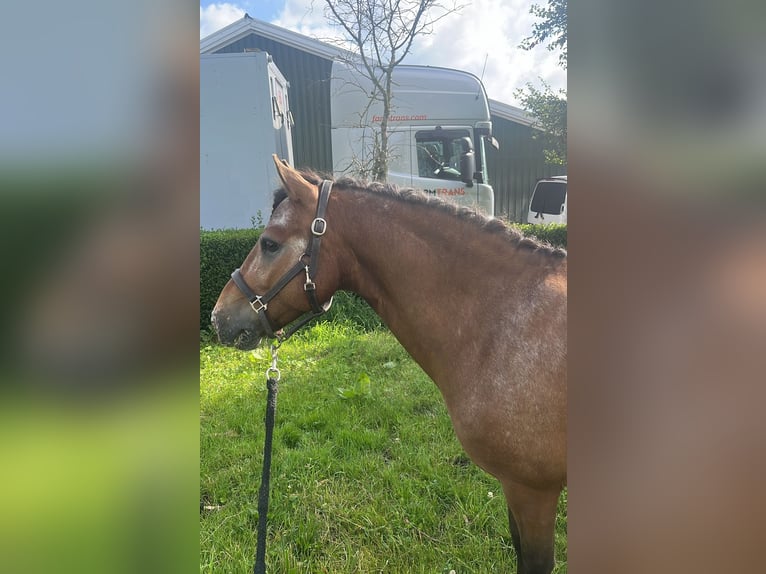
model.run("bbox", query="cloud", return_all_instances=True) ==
[200,3,246,39]
[272,0,349,49]
[406,0,566,105]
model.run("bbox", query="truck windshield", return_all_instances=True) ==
[415,129,471,181]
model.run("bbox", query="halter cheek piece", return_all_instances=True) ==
[230,180,334,345]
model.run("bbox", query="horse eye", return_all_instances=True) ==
[260,237,280,254]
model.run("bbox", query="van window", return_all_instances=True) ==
[415,130,470,181]
[530,181,567,215]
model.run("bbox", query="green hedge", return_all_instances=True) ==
[200,224,566,333]
[513,223,568,249]
[200,228,262,331]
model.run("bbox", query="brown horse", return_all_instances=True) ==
[212,156,567,574]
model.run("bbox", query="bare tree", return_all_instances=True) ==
[324,0,463,181]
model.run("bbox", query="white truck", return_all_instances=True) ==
[200,52,294,229]
[330,61,497,215]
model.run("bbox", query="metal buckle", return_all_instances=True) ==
[311,217,327,236]
[266,344,281,381]
[249,296,268,314]
[303,265,316,291]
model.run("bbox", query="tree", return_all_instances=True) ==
[520,0,567,69]
[514,80,567,165]
[324,0,463,181]
[517,0,567,166]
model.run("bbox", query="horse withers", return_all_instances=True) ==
[212,156,567,574]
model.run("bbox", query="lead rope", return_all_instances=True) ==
[254,344,281,574]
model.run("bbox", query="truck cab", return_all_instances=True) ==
[330,62,497,215]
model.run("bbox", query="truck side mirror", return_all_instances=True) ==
[460,151,475,186]
[459,137,475,186]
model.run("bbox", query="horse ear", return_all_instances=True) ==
[272,154,317,205]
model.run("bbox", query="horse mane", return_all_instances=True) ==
[274,169,567,259]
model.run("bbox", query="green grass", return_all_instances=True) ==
[200,323,567,573]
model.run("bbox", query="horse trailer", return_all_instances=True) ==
[200,51,294,230]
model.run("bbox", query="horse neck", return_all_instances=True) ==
[329,188,564,386]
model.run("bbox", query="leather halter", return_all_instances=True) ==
[230,180,334,345]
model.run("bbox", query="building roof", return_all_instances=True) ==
[488,99,538,128]
[200,14,349,60]
[201,15,536,128]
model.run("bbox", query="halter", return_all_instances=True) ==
[230,180,334,346]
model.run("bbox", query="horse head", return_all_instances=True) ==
[211,156,338,350]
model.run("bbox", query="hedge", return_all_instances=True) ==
[200,228,262,331]
[200,224,566,333]
[513,223,567,249]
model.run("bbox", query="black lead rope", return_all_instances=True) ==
[254,347,281,574]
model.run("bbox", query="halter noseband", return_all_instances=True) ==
[230,180,334,345]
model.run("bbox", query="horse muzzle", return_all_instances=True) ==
[211,305,266,350]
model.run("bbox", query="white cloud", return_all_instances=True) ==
[273,0,349,49]
[200,3,246,39]
[406,0,566,106]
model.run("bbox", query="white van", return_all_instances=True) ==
[526,175,567,224]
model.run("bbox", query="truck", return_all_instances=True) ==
[330,61,497,215]
[200,51,294,230]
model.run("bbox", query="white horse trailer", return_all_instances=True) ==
[200,52,294,230]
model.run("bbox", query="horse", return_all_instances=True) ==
[211,156,567,574]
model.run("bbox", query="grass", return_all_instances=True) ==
[200,322,567,573]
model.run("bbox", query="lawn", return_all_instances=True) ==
[200,322,567,573]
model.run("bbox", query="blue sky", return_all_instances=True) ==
[199,1,566,107]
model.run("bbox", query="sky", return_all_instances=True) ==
[199,0,566,108]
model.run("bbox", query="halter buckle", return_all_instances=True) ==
[311,217,327,236]
[303,265,316,292]
[249,296,268,314]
